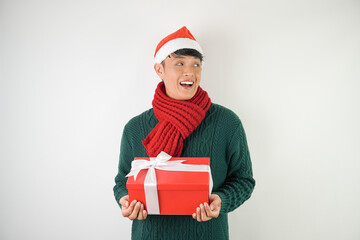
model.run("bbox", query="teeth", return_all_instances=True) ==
[180,81,193,86]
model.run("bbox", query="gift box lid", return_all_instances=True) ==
[126,157,210,191]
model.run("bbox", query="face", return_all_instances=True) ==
[154,54,202,101]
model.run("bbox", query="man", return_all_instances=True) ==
[113,26,255,240]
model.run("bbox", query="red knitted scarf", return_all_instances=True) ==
[142,82,211,157]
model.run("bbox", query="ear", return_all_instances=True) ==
[154,63,164,78]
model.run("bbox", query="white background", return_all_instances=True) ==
[1,0,359,239]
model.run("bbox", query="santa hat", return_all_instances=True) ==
[154,26,203,64]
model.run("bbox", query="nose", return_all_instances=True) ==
[183,65,194,76]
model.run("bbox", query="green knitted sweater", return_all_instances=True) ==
[113,103,255,240]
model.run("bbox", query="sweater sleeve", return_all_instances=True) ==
[213,121,255,214]
[113,125,134,208]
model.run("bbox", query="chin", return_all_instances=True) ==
[183,93,196,101]
[172,88,198,100]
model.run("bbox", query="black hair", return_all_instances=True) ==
[173,48,203,62]
[161,48,203,67]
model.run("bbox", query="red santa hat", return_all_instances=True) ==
[154,26,203,64]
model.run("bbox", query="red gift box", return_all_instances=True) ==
[126,152,211,215]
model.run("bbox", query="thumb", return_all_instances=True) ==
[210,204,214,211]
[120,195,130,207]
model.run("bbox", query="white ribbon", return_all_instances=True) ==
[126,151,213,214]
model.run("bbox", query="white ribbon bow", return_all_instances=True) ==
[126,151,213,214]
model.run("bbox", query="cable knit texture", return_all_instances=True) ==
[142,81,211,157]
[113,103,255,240]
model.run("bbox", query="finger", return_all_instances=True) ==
[200,203,210,221]
[123,200,137,217]
[143,209,148,220]
[192,212,197,220]
[137,204,145,220]
[204,202,214,218]
[124,200,136,218]
[196,207,201,222]
[129,201,141,220]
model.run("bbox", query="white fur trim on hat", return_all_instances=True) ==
[154,38,203,64]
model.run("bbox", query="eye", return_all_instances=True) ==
[194,63,200,67]
[176,62,183,66]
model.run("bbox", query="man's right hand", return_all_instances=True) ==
[119,195,148,220]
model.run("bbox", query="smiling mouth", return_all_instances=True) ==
[180,81,194,87]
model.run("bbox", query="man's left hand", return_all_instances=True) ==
[192,193,221,222]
